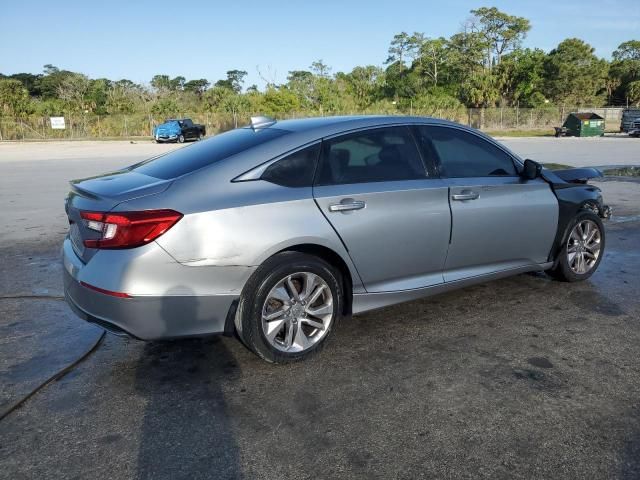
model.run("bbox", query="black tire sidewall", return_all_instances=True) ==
[555,210,605,282]
[239,252,343,363]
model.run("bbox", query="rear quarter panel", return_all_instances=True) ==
[117,178,366,293]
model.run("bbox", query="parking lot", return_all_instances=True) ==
[1,137,639,479]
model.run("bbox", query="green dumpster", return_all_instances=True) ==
[562,112,605,137]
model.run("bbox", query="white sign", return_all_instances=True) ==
[50,117,66,129]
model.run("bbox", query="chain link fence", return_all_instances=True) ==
[0,107,624,141]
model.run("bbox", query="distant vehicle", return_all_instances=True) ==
[620,108,640,133]
[63,115,611,363]
[629,118,640,138]
[153,118,205,143]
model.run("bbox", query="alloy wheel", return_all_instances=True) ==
[567,219,601,274]
[261,272,334,353]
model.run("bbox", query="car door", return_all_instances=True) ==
[414,125,558,283]
[312,126,450,293]
[181,119,194,139]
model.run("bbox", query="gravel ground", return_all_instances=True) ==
[0,139,639,479]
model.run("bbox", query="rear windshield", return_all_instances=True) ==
[131,127,288,179]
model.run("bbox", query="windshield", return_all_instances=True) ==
[131,127,288,179]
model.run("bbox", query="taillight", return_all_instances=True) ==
[80,209,183,249]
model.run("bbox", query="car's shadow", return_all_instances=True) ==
[134,337,244,480]
[134,288,245,479]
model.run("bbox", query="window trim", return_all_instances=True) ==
[414,124,522,179]
[314,125,430,187]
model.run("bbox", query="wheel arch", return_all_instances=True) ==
[548,184,605,266]
[275,243,356,316]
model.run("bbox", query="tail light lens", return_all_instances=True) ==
[80,209,183,249]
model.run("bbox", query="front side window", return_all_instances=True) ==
[261,143,320,187]
[416,126,517,178]
[315,126,426,186]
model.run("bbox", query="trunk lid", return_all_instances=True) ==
[65,169,171,262]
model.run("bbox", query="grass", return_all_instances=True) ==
[603,166,640,177]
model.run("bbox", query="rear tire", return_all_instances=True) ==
[547,210,605,282]
[236,252,343,363]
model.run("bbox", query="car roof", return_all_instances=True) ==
[242,115,514,161]
[259,115,455,135]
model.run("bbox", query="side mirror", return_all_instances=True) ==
[522,159,542,180]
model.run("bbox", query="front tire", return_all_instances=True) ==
[177,134,185,143]
[547,210,605,282]
[236,252,343,363]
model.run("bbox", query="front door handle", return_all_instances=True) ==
[451,191,480,201]
[328,200,366,212]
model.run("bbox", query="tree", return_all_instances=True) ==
[259,86,301,116]
[460,69,500,108]
[610,40,640,104]
[496,48,546,106]
[203,86,249,127]
[470,7,531,66]
[446,29,487,84]
[106,80,141,114]
[5,73,42,96]
[628,80,640,106]
[170,76,186,91]
[543,38,608,106]
[57,73,91,111]
[215,70,247,93]
[460,69,500,128]
[385,32,416,72]
[150,75,186,92]
[38,64,75,99]
[310,60,331,78]
[415,37,449,86]
[613,40,640,62]
[0,79,31,116]
[150,74,171,92]
[343,66,385,107]
[286,70,315,106]
[183,79,210,97]
[151,97,179,117]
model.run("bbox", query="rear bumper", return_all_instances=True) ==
[62,238,247,340]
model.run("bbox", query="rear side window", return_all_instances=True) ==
[261,143,320,187]
[315,126,426,186]
[131,127,288,179]
[416,126,517,178]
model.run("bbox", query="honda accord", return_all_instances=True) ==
[63,116,610,363]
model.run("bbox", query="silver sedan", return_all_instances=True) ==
[63,116,609,363]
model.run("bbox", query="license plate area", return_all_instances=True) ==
[70,222,86,257]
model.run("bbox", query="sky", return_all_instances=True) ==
[1,0,638,89]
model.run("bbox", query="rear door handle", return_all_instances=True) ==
[329,200,366,212]
[451,191,480,201]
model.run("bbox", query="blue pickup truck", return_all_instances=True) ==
[153,118,206,143]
